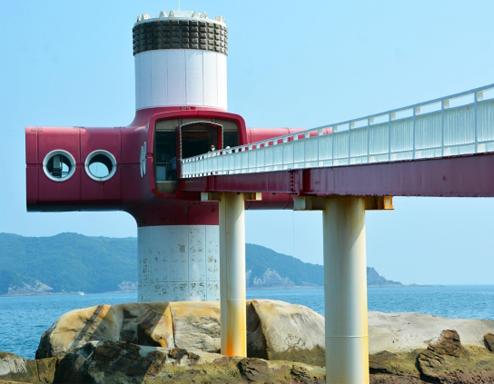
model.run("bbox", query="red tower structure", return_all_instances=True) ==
[25,10,300,303]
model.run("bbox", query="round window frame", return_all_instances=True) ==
[84,150,117,182]
[42,150,76,182]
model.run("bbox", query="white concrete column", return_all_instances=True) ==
[323,197,369,384]
[219,192,246,357]
[137,225,220,302]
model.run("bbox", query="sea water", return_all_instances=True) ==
[1,285,493,359]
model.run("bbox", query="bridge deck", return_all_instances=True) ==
[180,152,494,197]
[180,84,494,198]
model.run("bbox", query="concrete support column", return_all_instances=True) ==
[137,225,220,302]
[219,192,246,357]
[323,197,369,384]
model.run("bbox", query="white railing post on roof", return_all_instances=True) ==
[474,92,479,153]
[349,122,354,163]
[413,107,420,160]
[441,99,449,157]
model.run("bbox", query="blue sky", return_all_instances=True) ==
[1,0,494,285]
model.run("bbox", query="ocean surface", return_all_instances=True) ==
[1,285,493,359]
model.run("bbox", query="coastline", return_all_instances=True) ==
[0,284,441,297]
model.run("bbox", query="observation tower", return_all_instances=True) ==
[132,10,229,303]
[26,10,299,303]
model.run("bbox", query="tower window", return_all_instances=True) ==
[84,150,117,182]
[42,150,76,182]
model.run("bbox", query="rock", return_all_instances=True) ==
[35,357,57,383]
[369,351,398,374]
[484,332,494,352]
[417,329,494,382]
[369,375,427,383]
[170,301,221,352]
[417,330,464,378]
[53,353,92,384]
[37,299,324,366]
[35,299,494,370]
[238,358,270,382]
[369,350,420,376]
[247,299,325,366]
[36,302,174,358]
[131,302,174,347]
[369,311,494,353]
[0,352,57,384]
[48,340,327,384]
[428,330,467,358]
[36,304,119,358]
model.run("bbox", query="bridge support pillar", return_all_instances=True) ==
[295,195,392,383]
[219,192,247,357]
[202,191,261,357]
[323,196,369,384]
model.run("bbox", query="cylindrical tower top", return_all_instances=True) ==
[133,11,228,56]
[133,11,228,111]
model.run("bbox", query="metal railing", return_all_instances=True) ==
[181,84,494,178]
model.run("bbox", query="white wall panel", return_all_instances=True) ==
[169,226,189,281]
[152,50,168,107]
[154,226,170,282]
[185,51,204,106]
[206,226,219,281]
[217,54,227,110]
[207,282,220,301]
[189,226,206,281]
[190,282,206,301]
[135,49,227,110]
[138,51,152,109]
[166,50,186,107]
[171,282,189,301]
[203,52,218,107]
[135,53,141,109]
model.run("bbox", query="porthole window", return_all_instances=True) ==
[43,150,76,182]
[84,150,117,182]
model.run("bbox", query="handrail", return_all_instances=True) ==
[180,84,494,178]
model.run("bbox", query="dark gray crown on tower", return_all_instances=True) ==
[133,11,228,56]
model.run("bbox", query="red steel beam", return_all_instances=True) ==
[179,152,494,198]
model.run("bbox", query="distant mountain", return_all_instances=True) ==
[0,233,402,295]
[0,233,136,294]
[0,269,53,295]
[246,243,402,288]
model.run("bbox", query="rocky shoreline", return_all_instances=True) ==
[1,300,493,383]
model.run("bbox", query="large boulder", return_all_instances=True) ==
[36,302,176,358]
[36,300,325,366]
[369,311,494,353]
[247,299,325,366]
[35,301,494,369]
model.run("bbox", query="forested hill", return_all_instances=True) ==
[0,233,136,294]
[246,243,402,288]
[0,233,402,295]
